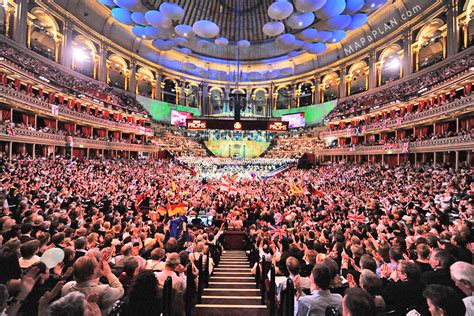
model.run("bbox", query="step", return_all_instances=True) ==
[213,272,253,275]
[195,304,267,309]
[211,276,255,280]
[214,268,251,271]
[218,264,249,267]
[201,297,262,305]
[208,282,257,289]
[193,306,269,316]
[203,289,261,296]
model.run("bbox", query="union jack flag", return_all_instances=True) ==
[348,213,365,222]
[269,226,287,240]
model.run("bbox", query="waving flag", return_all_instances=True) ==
[202,184,217,191]
[168,203,186,217]
[348,213,365,222]
[219,181,238,194]
[269,226,287,240]
[290,184,304,195]
[302,217,314,227]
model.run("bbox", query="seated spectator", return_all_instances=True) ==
[342,288,376,316]
[18,240,41,269]
[145,248,166,271]
[296,264,343,316]
[48,291,101,316]
[62,255,124,315]
[155,253,185,292]
[120,270,162,316]
[450,261,474,316]
[423,284,466,316]
[382,260,427,314]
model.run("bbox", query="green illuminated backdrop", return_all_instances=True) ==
[271,100,337,126]
[137,96,201,123]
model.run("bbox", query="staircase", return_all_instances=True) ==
[193,250,269,316]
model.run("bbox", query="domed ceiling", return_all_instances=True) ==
[99,0,387,61]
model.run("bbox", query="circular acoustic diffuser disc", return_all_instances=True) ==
[99,0,116,7]
[111,8,133,24]
[159,2,185,21]
[215,37,229,46]
[237,40,251,48]
[315,0,346,19]
[286,12,315,30]
[113,0,141,10]
[299,28,319,41]
[323,14,352,30]
[192,20,220,38]
[175,24,193,38]
[262,21,285,37]
[294,0,327,12]
[345,0,365,14]
[303,42,327,54]
[131,12,147,25]
[145,10,171,28]
[346,13,368,30]
[145,26,172,39]
[268,1,294,20]
[276,33,296,46]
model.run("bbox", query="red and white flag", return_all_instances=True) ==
[348,213,365,222]
[51,104,59,116]
[269,226,287,240]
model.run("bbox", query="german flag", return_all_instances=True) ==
[168,203,186,217]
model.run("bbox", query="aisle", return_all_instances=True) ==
[193,250,269,316]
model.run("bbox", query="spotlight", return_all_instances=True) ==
[73,47,88,62]
[387,57,400,69]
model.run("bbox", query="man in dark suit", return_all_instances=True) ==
[73,237,87,261]
[382,261,427,314]
[420,248,456,288]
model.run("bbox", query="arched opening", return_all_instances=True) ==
[299,82,312,107]
[29,8,60,62]
[416,19,445,70]
[379,44,402,85]
[72,35,96,78]
[185,84,199,108]
[163,79,177,104]
[210,88,224,114]
[276,87,290,109]
[253,89,266,115]
[348,61,368,95]
[107,54,127,90]
[136,67,153,97]
[322,73,338,102]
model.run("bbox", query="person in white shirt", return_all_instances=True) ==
[18,240,40,269]
[450,261,474,316]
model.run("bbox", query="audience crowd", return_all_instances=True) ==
[0,155,471,316]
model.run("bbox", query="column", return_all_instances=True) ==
[433,152,437,167]
[128,60,137,93]
[313,76,320,104]
[13,0,28,45]
[402,30,413,76]
[98,44,107,83]
[289,84,296,108]
[180,81,186,105]
[155,72,162,100]
[246,88,253,114]
[62,20,73,69]
[446,0,460,57]
[201,82,209,115]
[269,84,275,115]
[9,142,12,161]
[339,67,346,98]
[368,50,377,89]
[455,150,459,170]
[224,86,230,112]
